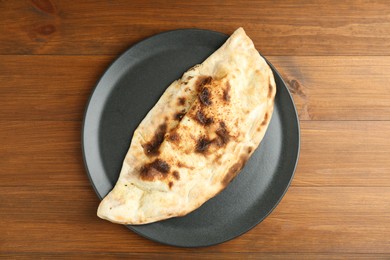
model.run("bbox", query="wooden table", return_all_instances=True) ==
[1,1,389,258]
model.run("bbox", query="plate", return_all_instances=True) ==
[82,29,300,247]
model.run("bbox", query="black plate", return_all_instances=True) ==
[82,29,300,247]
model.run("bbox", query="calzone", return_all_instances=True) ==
[97,28,276,224]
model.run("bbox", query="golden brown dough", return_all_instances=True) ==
[97,28,276,225]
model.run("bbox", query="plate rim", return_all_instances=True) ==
[81,28,300,247]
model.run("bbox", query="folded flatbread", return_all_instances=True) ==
[97,28,276,225]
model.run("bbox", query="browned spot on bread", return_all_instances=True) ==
[189,65,200,72]
[215,122,230,146]
[247,147,253,154]
[177,162,194,170]
[223,81,231,101]
[168,181,173,189]
[261,113,269,126]
[222,163,241,186]
[187,76,193,80]
[195,110,213,126]
[142,123,167,156]
[178,97,186,106]
[268,83,273,98]
[140,159,170,181]
[195,136,213,153]
[149,159,170,173]
[198,87,212,106]
[195,76,212,92]
[174,111,186,121]
[221,155,249,186]
[168,131,180,143]
[214,153,222,163]
[172,171,180,180]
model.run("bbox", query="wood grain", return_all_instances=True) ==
[295,121,390,187]
[1,0,389,258]
[268,56,390,120]
[1,55,390,121]
[0,55,112,121]
[2,253,389,260]
[0,0,389,55]
[1,186,389,253]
